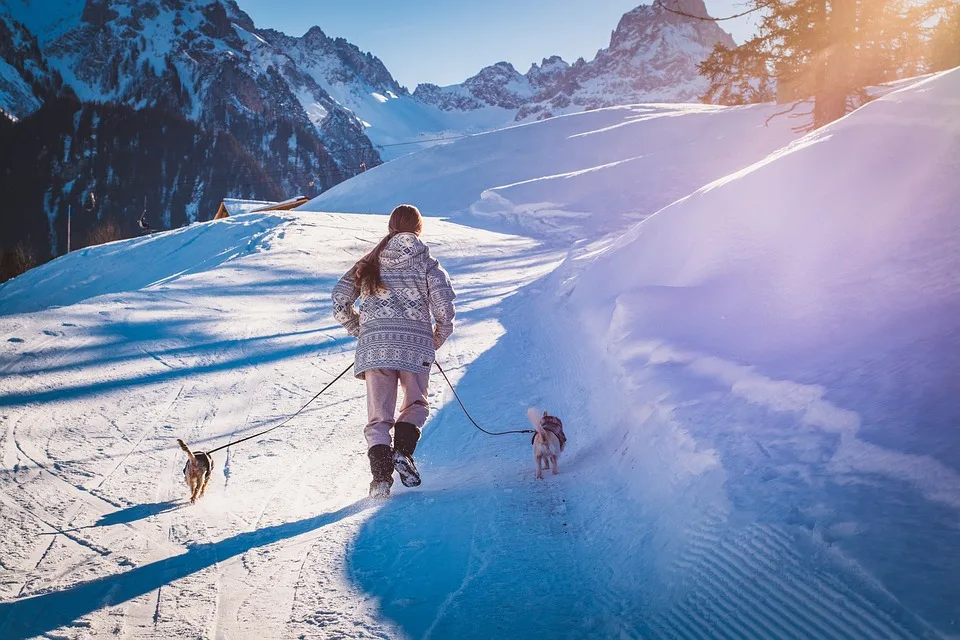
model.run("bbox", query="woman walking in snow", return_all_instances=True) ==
[332,205,457,498]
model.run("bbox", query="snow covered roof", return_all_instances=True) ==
[270,195,310,210]
[215,197,310,219]
[220,199,277,216]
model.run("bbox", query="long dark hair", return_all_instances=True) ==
[356,204,423,296]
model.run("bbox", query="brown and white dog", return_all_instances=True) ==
[527,408,567,479]
[177,439,213,503]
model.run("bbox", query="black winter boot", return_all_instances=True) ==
[393,422,421,488]
[367,444,394,499]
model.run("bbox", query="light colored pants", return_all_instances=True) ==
[364,368,430,448]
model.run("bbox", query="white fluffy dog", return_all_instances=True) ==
[527,408,566,479]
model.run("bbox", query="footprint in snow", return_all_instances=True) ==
[41,329,58,336]
[7,337,23,343]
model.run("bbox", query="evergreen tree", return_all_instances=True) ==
[660,0,949,129]
[930,4,960,71]
[699,37,776,105]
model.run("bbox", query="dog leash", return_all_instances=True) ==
[206,361,355,454]
[198,358,528,455]
[434,361,534,436]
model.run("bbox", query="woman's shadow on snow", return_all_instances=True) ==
[0,501,372,640]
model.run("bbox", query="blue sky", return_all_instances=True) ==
[238,1,760,89]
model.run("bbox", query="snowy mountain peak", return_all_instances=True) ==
[462,61,532,107]
[0,0,405,256]
[4,0,385,187]
[413,1,735,121]
[653,0,712,18]
[529,55,570,75]
[526,55,571,92]
[272,24,406,97]
[608,0,732,51]
[301,24,327,42]
[413,60,534,111]
[477,60,522,76]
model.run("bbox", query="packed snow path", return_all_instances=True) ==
[0,211,558,638]
[0,210,949,639]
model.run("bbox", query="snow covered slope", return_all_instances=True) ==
[1,69,957,639]
[299,68,956,637]
[558,67,960,634]
[0,211,942,639]
[0,210,562,638]
[303,101,802,239]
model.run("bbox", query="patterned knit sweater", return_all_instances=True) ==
[332,233,457,379]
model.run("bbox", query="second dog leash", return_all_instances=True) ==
[434,361,534,436]
[207,360,355,454]
[202,358,529,455]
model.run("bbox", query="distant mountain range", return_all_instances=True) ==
[0,0,732,263]
[415,0,733,120]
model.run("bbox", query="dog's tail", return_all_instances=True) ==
[527,407,547,439]
[177,438,196,462]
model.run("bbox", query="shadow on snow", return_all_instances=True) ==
[0,501,372,639]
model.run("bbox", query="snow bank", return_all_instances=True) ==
[559,67,960,631]
[0,213,285,316]
[572,68,960,366]
[302,102,801,238]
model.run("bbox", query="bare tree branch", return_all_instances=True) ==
[764,98,811,127]
[653,0,777,22]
